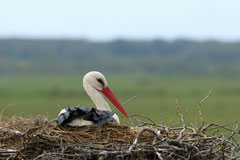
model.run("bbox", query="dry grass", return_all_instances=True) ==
[0,114,239,160]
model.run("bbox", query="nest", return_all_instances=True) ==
[0,114,239,160]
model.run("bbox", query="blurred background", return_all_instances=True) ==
[0,0,239,124]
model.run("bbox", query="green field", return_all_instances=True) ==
[0,75,239,125]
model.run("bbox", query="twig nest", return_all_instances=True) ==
[0,116,239,160]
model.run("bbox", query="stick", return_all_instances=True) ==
[176,99,186,141]
[122,95,137,106]
[0,104,13,122]
[112,95,137,111]
[56,104,62,110]
[128,128,158,151]
[198,90,212,132]
[130,114,156,125]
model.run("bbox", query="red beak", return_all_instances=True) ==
[101,86,129,119]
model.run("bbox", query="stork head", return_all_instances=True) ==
[83,71,108,90]
[83,71,129,118]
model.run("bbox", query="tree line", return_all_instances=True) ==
[0,39,240,76]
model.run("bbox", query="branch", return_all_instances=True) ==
[112,95,137,112]
[198,90,212,132]
[122,95,137,106]
[128,128,158,151]
[56,104,62,110]
[176,99,186,141]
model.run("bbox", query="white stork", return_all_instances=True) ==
[56,71,129,127]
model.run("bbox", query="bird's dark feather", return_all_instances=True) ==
[56,106,117,126]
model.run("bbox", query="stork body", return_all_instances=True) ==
[56,71,129,127]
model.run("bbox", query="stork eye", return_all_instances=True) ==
[96,78,104,86]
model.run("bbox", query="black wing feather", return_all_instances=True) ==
[56,106,117,126]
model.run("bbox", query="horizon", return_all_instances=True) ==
[1,37,240,43]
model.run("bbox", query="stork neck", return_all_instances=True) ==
[84,85,112,111]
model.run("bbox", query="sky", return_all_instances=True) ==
[0,0,240,41]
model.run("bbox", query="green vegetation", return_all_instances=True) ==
[0,39,239,125]
[1,39,240,76]
[0,75,239,125]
